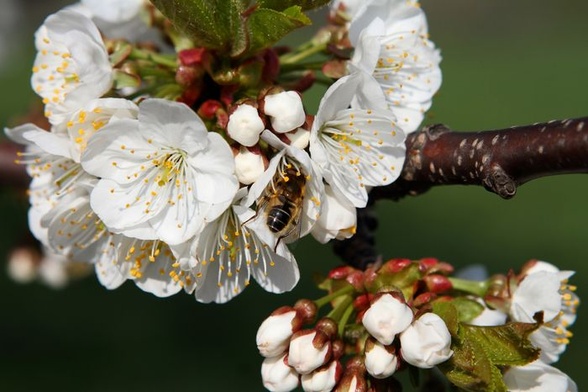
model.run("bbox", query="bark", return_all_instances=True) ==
[371,117,588,201]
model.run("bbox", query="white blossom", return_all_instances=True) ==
[310,70,405,208]
[81,98,238,245]
[261,353,300,392]
[504,360,577,392]
[364,339,398,379]
[510,267,579,364]
[4,124,91,246]
[361,292,413,345]
[247,131,324,246]
[173,189,299,303]
[227,104,265,147]
[32,9,113,125]
[301,361,341,392]
[399,312,453,368]
[264,91,306,133]
[288,330,331,375]
[311,184,356,243]
[349,0,442,133]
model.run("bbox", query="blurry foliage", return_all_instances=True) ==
[0,0,587,390]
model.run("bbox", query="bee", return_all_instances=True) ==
[256,159,307,249]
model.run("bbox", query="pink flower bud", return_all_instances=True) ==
[361,293,414,345]
[364,338,398,379]
[301,360,342,392]
[261,353,300,392]
[288,330,332,375]
[399,312,453,368]
[423,274,453,293]
[257,308,298,358]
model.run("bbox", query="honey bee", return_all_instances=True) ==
[256,159,307,249]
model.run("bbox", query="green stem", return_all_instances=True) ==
[280,42,327,65]
[280,61,327,73]
[449,277,489,297]
[130,48,178,69]
[337,300,355,338]
[326,295,354,324]
[314,284,355,309]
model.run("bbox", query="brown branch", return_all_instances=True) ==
[371,116,588,201]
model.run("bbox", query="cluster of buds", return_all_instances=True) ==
[257,258,579,391]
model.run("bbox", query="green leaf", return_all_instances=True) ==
[440,320,540,392]
[461,322,540,366]
[150,0,247,52]
[444,297,485,324]
[257,0,332,11]
[243,6,311,56]
[151,1,313,58]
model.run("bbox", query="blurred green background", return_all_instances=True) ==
[1,0,587,390]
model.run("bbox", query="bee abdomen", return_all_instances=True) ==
[267,207,292,233]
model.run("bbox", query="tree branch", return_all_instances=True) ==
[0,140,28,190]
[371,116,588,201]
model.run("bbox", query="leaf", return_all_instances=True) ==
[442,297,485,324]
[243,6,311,57]
[150,1,313,58]
[150,0,247,52]
[461,322,540,366]
[440,320,540,392]
[257,0,332,11]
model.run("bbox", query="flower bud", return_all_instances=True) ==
[361,292,414,345]
[301,360,342,392]
[261,353,300,392]
[257,307,299,358]
[234,147,266,185]
[264,91,305,133]
[227,104,265,146]
[7,247,40,284]
[364,338,398,379]
[288,330,332,375]
[399,312,453,368]
[334,359,367,392]
[286,127,310,149]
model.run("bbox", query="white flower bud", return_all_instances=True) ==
[503,359,577,392]
[301,361,341,392]
[364,339,398,379]
[234,147,266,185]
[7,248,39,284]
[261,353,300,392]
[227,104,265,146]
[286,128,310,149]
[361,293,413,345]
[288,330,331,375]
[257,309,298,358]
[399,312,453,368]
[264,91,306,133]
[38,252,69,289]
